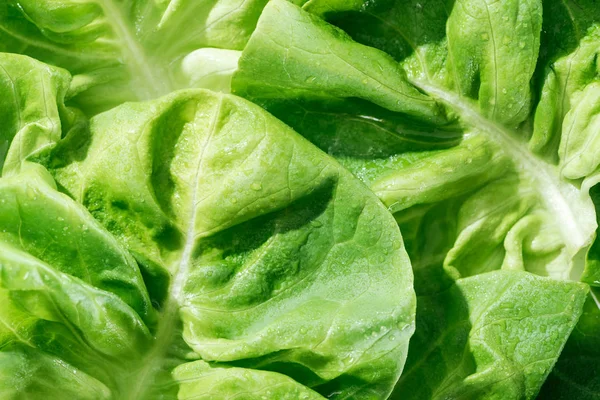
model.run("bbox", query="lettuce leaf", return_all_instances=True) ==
[0,54,415,399]
[0,0,266,113]
[230,0,600,397]
[1,0,599,398]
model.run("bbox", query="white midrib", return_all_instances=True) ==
[98,0,169,99]
[123,99,221,400]
[414,81,587,256]
[170,98,222,302]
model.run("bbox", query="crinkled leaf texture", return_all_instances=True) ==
[0,53,415,399]
[2,0,600,398]
[230,0,600,398]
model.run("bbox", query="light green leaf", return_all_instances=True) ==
[0,55,416,397]
[0,164,154,324]
[47,89,415,398]
[177,48,242,93]
[443,0,542,127]
[536,186,600,399]
[0,165,156,397]
[301,0,367,16]
[0,53,85,176]
[0,346,112,400]
[559,82,600,181]
[230,1,600,397]
[174,361,326,400]
[531,0,600,161]
[232,0,599,282]
[232,0,447,123]
[0,0,269,113]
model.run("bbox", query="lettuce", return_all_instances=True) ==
[0,53,416,398]
[0,0,598,399]
[231,0,600,397]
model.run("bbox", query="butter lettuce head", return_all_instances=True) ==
[1,0,600,398]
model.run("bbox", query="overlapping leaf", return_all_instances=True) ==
[0,52,416,398]
[232,0,599,281]
[230,0,600,397]
[0,0,273,113]
[1,0,599,398]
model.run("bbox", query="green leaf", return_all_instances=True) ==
[232,0,447,124]
[0,53,85,176]
[3,0,600,397]
[0,165,156,396]
[537,288,600,399]
[531,0,600,161]
[230,1,600,396]
[0,346,112,400]
[392,270,588,400]
[0,0,268,114]
[0,53,415,398]
[174,361,326,400]
[537,186,600,399]
[0,164,154,323]
[232,0,599,281]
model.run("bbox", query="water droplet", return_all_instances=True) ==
[82,225,89,231]
[519,41,526,49]
[481,33,489,40]
[57,217,65,222]
[251,182,262,191]
[26,186,37,199]
[300,327,307,334]
[231,198,238,204]
[342,354,355,365]
[305,76,316,83]
[502,88,508,94]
